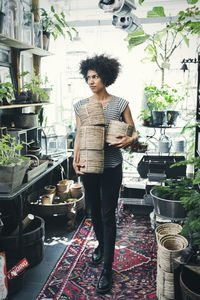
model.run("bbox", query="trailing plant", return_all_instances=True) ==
[33,5,77,40]
[125,5,200,87]
[0,134,28,166]
[0,82,15,101]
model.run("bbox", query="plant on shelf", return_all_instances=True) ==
[21,71,50,103]
[140,84,184,126]
[0,134,29,193]
[33,5,77,41]
[137,108,152,126]
[0,134,28,166]
[0,82,15,105]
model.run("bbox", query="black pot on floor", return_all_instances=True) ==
[0,216,45,267]
[152,111,167,126]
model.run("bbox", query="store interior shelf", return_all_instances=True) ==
[0,34,52,56]
[0,102,52,109]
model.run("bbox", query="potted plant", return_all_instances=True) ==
[32,5,77,50]
[0,82,15,105]
[143,84,184,126]
[0,134,29,193]
[21,71,50,103]
[41,74,53,101]
[137,108,152,126]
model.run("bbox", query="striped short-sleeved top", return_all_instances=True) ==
[73,95,129,169]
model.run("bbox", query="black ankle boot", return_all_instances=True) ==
[89,246,103,267]
[96,268,112,294]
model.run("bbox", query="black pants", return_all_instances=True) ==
[82,163,122,266]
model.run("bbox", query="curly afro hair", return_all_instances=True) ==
[79,54,121,87]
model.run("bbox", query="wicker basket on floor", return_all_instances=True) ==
[106,120,134,144]
[80,126,105,150]
[79,102,106,126]
[156,223,182,242]
[158,234,188,273]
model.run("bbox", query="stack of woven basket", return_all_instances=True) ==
[78,102,134,174]
[155,223,188,300]
[79,101,106,174]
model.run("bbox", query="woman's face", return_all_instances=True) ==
[86,70,105,93]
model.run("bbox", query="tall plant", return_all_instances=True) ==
[37,6,77,40]
[125,5,200,87]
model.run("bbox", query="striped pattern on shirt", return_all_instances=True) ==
[73,95,129,169]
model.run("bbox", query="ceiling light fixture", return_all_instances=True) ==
[112,13,140,33]
[99,0,136,16]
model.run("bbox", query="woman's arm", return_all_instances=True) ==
[109,105,138,149]
[73,114,85,175]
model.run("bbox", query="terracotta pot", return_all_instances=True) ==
[70,183,83,199]
[40,195,52,205]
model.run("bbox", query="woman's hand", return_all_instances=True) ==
[73,161,85,175]
[108,134,136,149]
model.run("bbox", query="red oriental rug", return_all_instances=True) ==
[37,211,157,299]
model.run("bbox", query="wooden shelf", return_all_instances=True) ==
[0,34,53,57]
[0,102,52,109]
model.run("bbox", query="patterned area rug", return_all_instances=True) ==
[37,211,157,299]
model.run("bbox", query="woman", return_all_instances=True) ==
[73,54,137,294]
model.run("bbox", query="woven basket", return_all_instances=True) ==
[80,149,104,174]
[158,234,188,272]
[80,126,105,150]
[157,263,174,299]
[106,120,134,144]
[79,102,106,126]
[156,223,182,242]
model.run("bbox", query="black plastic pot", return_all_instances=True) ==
[167,110,179,126]
[180,268,200,300]
[152,110,167,126]
[0,216,45,267]
[43,31,50,51]
[0,11,5,33]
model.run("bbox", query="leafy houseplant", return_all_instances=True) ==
[141,84,184,126]
[21,71,50,102]
[0,82,15,105]
[0,134,29,193]
[32,5,77,50]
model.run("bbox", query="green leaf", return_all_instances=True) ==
[127,35,150,49]
[51,6,55,13]
[144,44,155,55]
[126,29,146,39]
[181,34,190,47]
[147,6,166,18]
[139,0,145,4]
[55,24,64,37]
[187,0,198,4]
[141,57,154,63]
